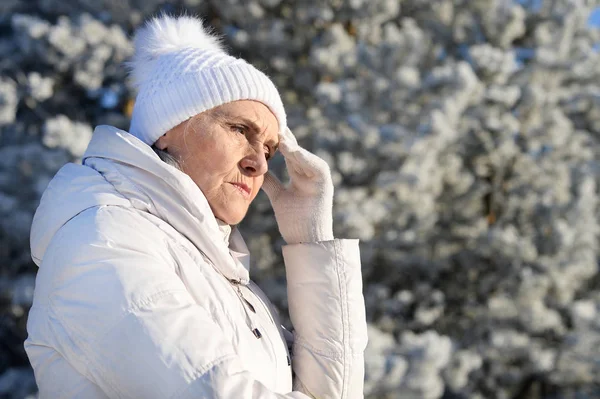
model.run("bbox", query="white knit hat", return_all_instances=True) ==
[127,14,287,145]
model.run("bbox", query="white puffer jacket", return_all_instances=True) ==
[25,125,368,398]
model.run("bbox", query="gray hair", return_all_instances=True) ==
[150,111,213,172]
[151,144,183,171]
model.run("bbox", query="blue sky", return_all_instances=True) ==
[589,7,600,27]
[515,1,600,27]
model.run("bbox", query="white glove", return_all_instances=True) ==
[262,127,334,245]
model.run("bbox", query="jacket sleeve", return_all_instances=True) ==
[43,207,316,399]
[282,239,368,399]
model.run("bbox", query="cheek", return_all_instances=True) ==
[250,175,265,201]
[187,136,240,185]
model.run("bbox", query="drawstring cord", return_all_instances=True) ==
[229,278,262,339]
[229,279,292,366]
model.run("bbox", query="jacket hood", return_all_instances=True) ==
[30,125,251,283]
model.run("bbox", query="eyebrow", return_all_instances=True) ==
[222,113,280,152]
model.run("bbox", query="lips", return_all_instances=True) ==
[229,182,251,199]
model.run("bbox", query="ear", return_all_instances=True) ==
[155,133,169,150]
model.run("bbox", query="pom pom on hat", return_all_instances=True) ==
[127,14,287,146]
[127,14,225,88]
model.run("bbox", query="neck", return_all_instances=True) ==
[216,218,232,245]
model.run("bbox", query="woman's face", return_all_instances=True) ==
[155,100,279,225]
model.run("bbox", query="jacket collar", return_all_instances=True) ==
[80,125,251,283]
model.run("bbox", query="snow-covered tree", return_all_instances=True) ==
[1,0,599,397]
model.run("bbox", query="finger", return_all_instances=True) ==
[278,129,332,180]
[279,127,299,151]
[261,171,284,201]
[283,145,330,179]
[278,140,300,157]
[282,127,298,145]
[277,141,307,178]
[284,155,304,179]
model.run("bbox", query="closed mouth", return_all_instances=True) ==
[229,182,251,199]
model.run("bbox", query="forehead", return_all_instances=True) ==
[212,100,279,137]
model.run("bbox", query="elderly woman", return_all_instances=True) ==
[24,14,367,399]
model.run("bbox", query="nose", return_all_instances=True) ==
[239,151,268,177]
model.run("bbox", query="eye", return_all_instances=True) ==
[264,146,271,161]
[231,124,247,134]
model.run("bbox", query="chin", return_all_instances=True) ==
[215,209,247,226]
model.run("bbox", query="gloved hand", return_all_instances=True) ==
[261,127,334,245]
